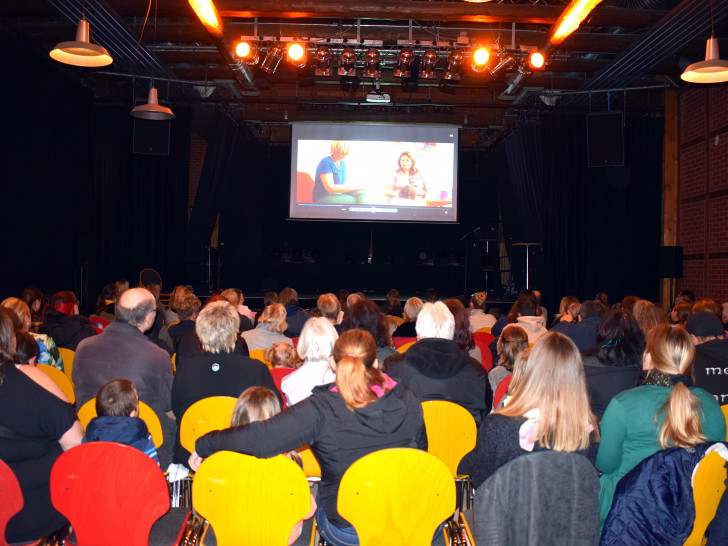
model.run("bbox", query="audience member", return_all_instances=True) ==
[189,329,426,546]
[0,307,83,543]
[282,317,338,406]
[621,295,640,315]
[265,342,299,407]
[2,297,63,369]
[490,324,528,395]
[693,298,720,317]
[21,286,43,329]
[387,302,489,425]
[532,289,548,325]
[596,292,610,308]
[220,288,255,330]
[317,293,343,332]
[341,298,397,363]
[473,332,599,490]
[671,300,692,327]
[424,288,439,303]
[95,282,118,322]
[83,379,158,463]
[242,303,294,352]
[73,287,174,467]
[167,289,201,351]
[632,299,662,338]
[379,289,403,317]
[551,295,580,327]
[42,290,97,350]
[582,310,644,420]
[391,297,423,338]
[552,299,605,351]
[596,324,726,526]
[279,287,310,337]
[172,300,279,465]
[15,331,39,364]
[468,292,496,332]
[444,298,482,364]
[686,311,728,405]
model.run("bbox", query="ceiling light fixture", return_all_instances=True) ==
[394,48,414,78]
[130,80,175,121]
[419,49,439,79]
[443,49,463,81]
[681,0,728,84]
[287,42,307,69]
[49,17,113,67]
[260,43,285,73]
[315,45,332,76]
[234,40,259,65]
[364,48,381,79]
[338,47,357,76]
[471,46,490,73]
[550,0,602,45]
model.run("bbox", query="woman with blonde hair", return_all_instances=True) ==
[312,140,367,204]
[241,303,294,352]
[596,324,726,525]
[189,329,426,546]
[392,296,423,338]
[552,295,580,326]
[632,299,663,337]
[473,331,599,490]
[469,291,496,332]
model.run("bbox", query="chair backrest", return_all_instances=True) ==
[396,341,416,353]
[338,448,455,546]
[472,331,495,372]
[475,327,492,334]
[722,404,728,440]
[76,399,165,449]
[297,445,321,480]
[391,316,405,326]
[56,347,75,384]
[50,442,170,546]
[0,458,24,546]
[493,374,513,409]
[179,396,238,454]
[193,451,311,545]
[36,363,75,405]
[684,449,728,545]
[392,336,416,350]
[421,400,477,477]
[296,172,315,204]
[248,349,269,367]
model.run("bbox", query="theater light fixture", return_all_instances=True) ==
[394,48,414,78]
[260,43,285,73]
[549,0,602,45]
[471,46,490,73]
[530,51,545,69]
[419,49,439,79]
[130,80,175,121]
[364,48,381,79]
[442,49,463,80]
[234,40,259,65]
[287,42,307,68]
[490,55,515,77]
[188,0,223,36]
[49,17,113,67]
[315,45,332,76]
[338,47,357,76]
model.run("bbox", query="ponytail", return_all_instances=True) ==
[658,382,706,448]
[335,355,388,411]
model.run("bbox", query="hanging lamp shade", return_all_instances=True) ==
[130,86,175,120]
[49,18,113,67]
[681,37,728,83]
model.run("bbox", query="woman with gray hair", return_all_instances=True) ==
[282,317,339,405]
[171,300,280,465]
[241,303,294,352]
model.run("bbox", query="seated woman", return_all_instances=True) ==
[444,298,482,364]
[473,331,599,490]
[596,324,726,525]
[95,282,118,322]
[2,297,63,370]
[391,297,423,339]
[312,141,367,204]
[189,329,426,546]
[241,303,294,352]
[468,292,495,332]
[490,324,529,396]
[341,299,397,363]
[0,307,84,543]
[384,151,426,205]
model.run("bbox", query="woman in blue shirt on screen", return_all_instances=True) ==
[312,141,367,204]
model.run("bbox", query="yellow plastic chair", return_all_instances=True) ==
[475,327,492,334]
[722,404,728,440]
[172,352,177,374]
[37,363,75,405]
[76,398,164,448]
[337,448,455,546]
[396,341,416,354]
[683,449,728,545]
[193,451,311,546]
[297,444,321,482]
[57,347,74,383]
[390,316,404,326]
[179,396,238,454]
[248,349,270,368]
[421,400,477,509]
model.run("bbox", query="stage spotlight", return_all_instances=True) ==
[530,51,545,69]
[260,42,285,73]
[315,45,333,76]
[287,42,307,68]
[364,48,381,79]
[234,40,259,65]
[419,49,439,79]
[490,55,515,77]
[442,49,463,80]
[393,48,414,78]
[338,47,357,76]
[471,46,490,73]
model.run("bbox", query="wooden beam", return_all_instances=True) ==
[661,89,678,308]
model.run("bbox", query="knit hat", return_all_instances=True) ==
[686,311,724,337]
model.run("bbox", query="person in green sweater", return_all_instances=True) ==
[596,324,726,526]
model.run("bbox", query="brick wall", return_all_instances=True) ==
[188,131,207,222]
[677,86,728,302]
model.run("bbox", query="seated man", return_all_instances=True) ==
[552,299,605,351]
[686,311,728,405]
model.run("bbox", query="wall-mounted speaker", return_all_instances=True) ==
[587,111,624,167]
[658,246,683,279]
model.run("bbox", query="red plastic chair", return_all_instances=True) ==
[0,458,24,546]
[50,442,189,546]
[392,336,417,349]
[270,367,295,409]
[473,331,495,371]
[493,374,513,409]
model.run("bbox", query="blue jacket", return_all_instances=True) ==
[84,415,159,464]
[601,442,728,545]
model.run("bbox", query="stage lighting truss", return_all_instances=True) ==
[233,38,551,81]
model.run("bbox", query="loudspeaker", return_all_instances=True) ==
[133,118,171,155]
[587,112,624,167]
[658,246,683,279]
